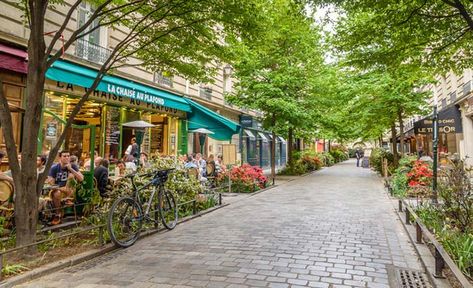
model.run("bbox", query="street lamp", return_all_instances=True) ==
[223,64,233,76]
[432,97,439,204]
[122,120,155,167]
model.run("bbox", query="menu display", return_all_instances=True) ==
[105,106,120,160]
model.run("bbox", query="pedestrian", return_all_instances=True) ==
[124,137,138,162]
[355,149,362,167]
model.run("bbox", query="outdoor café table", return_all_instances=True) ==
[40,184,59,197]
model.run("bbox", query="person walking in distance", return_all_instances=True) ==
[355,149,362,167]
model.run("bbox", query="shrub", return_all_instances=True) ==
[230,164,267,193]
[407,160,433,187]
[278,160,308,175]
[320,152,335,167]
[390,156,417,198]
[300,150,323,171]
[370,148,396,175]
[329,149,348,163]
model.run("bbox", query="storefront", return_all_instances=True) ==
[0,42,27,171]
[186,100,240,164]
[239,116,287,169]
[413,105,463,160]
[41,60,191,165]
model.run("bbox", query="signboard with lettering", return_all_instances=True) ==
[240,115,253,127]
[414,106,463,134]
[45,80,186,118]
[45,121,57,140]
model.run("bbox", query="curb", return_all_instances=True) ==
[0,203,230,288]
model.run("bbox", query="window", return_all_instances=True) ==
[463,80,472,96]
[75,2,110,63]
[153,71,173,87]
[199,86,212,100]
[449,92,457,103]
[441,98,447,109]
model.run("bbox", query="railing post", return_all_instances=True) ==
[154,202,159,229]
[434,248,445,278]
[0,254,3,281]
[416,222,422,244]
[405,208,411,225]
[398,199,403,212]
[192,200,197,215]
[98,226,104,246]
[219,193,222,205]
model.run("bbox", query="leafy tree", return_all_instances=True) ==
[314,0,473,73]
[226,0,324,178]
[0,0,263,248]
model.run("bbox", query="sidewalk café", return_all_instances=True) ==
[41,60,191,172]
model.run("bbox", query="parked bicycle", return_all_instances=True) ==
[107,168,178,247]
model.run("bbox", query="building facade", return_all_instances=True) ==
[0,1,286,169]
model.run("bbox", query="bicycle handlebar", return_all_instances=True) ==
[125,168,176,179]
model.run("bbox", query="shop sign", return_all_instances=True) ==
[414,105,463,134]
[240,115,253,127]
[47,80,185,118]
[45,121,57,140]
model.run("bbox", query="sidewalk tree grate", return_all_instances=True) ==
[388,265,433,288]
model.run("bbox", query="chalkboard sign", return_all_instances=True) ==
[105,107,120,145]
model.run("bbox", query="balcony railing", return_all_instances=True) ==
[75,38,111,64]
[199,86,212,100]
[154,72,173,87]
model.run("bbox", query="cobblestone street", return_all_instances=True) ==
[19,160,422,288]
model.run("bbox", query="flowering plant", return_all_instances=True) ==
[301,155,323,171]
[230,164,267,192]
[407,160,433,187]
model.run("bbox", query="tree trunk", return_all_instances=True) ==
[13,0,49,249]
[328,140,331,152]
[288,127,293,166]
[270,114,276,185]
[391,123,399,168]
[398,109,405,157]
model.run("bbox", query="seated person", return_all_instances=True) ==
[37,154,47,175]
[47,150,84,224]
[94,159,109,197]
[184,155,198,169]
[116,160,126,176]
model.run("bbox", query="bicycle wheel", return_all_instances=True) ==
[158,189,178,230]
[107,196,142,248]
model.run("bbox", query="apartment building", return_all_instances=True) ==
[403,70,473,165]
[0,1,288,170]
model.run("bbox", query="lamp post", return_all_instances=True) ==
[122,120,155,167]
[432,98,439,204]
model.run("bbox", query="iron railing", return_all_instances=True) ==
[75,38,111,64]
[199,86,212,100]
[397,199,472,287]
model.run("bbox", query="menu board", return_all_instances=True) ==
[105,107,120,145]
[150,125,164,153]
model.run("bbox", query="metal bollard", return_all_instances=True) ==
[192,201,197,215]
[98,226,104,246]
[398,199,403,212]
[405,209,411,225]
[416,222,422,244]
[434,248,445,278]
[0,254,3,280]
[219,193,222,205]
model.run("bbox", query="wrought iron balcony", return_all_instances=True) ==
[154,72,173,87]
[75,38,111,64]
[199,86,212,100]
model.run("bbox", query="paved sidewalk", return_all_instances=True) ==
[18,160,421,288]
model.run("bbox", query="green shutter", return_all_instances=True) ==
[178,119,188,156]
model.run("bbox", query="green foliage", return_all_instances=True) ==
[320,152,335,167]
[329,149,348,163]
[279,149,323,175]
[370,148,395,175]
[390,156,417,198]
[227,0,325,139]
[315,0,473,74]
[438,158,473,233]
[2,263,28,276]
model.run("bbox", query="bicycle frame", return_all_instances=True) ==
[128,174,164,220]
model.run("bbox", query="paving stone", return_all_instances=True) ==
[16,161,422,288]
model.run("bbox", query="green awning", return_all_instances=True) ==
[186,99,240,141]
[46,60,191,112]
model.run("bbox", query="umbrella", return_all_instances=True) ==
[122,120,155,128]
[189,128,214,134]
